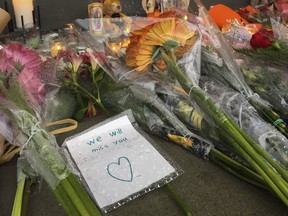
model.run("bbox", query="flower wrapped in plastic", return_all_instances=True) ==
[0,44,101,216]
[196,2,288,138]
[216,8,288,120]
[72,11,267,188]
[233,22,288,69]
[75,7,288,206]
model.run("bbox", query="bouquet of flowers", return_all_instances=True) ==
[75,7,288,206]
[234,27,288,68]
[217,6,288,120]
[0,43,101,216]
[56,50,110,120]
[239,1,288,23]
[197,2,288,138]
[237,4,279,25]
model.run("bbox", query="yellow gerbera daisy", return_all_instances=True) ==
[143,18,195,48]
[126,16,197,70]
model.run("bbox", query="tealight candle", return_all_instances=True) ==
[109,41,122,53]
[50,42,66,57]
[12,0,34,29]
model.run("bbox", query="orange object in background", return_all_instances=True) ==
[209,4,248,29]
[242,5,259,14]
[147,8,161,18]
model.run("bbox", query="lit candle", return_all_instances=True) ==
[12,0,34,29]
[109,41,122,53]
[50,42,66,58]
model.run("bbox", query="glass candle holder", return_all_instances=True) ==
[25,26,41,49]
[109,41,122,53]
[50,39,66,57]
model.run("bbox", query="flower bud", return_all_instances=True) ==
[250,32,272,50]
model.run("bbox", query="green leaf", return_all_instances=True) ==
[73,107,88,121]
[0,72,34,115]
[94,69,105,82]
[76,92,85,109]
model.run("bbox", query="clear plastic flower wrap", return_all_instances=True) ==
[217,17,288,119]
[201,80,288,168]
[195,1,288,137]
[73,7,288,206]
[0,43,101,216]
[100,78,213,159]
[99,75,266,191]
[236,56,288,119]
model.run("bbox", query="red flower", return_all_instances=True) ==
[250,32,272,50]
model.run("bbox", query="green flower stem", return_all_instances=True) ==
[192,91,288,204]
[60,178,93,216]
[75,83,110,117]
[160,48,288,206]
[165,183,192,216]
[21,177,35,216]
[211,156,270,191]
[249,99,288,138]
[67,173,102,216]
[218,124,288,205]
[11,174,25,216]
[209,148,268,189]
[224,112,288,184]
[53,184,81,216]
[21,129,100,216]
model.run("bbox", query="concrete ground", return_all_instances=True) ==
[0,117,287,216]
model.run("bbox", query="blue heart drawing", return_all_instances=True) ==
[107,156,133,182]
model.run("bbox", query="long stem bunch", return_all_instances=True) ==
[161,48,288,206]
[0,73,101,216]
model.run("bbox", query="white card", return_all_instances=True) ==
[65,115,176,210]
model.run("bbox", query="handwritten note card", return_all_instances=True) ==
[65,115,176,210]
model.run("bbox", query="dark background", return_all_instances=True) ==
[1,0,249,32]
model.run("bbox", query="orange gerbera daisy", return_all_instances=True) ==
[126,17,197,71]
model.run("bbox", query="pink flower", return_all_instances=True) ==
[59,50,83,73]
[1,44,42,72]
[18,68,45,103]
[89,53,99,72]
[0,44,44,103]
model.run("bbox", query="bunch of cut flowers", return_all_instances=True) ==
[74,6,288,207]
[61,33,270,197]
[197,2,288,139]
[0,43,101,216]
[238,0,288,23]
[51,45,196,215]
[218,7,288,122]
